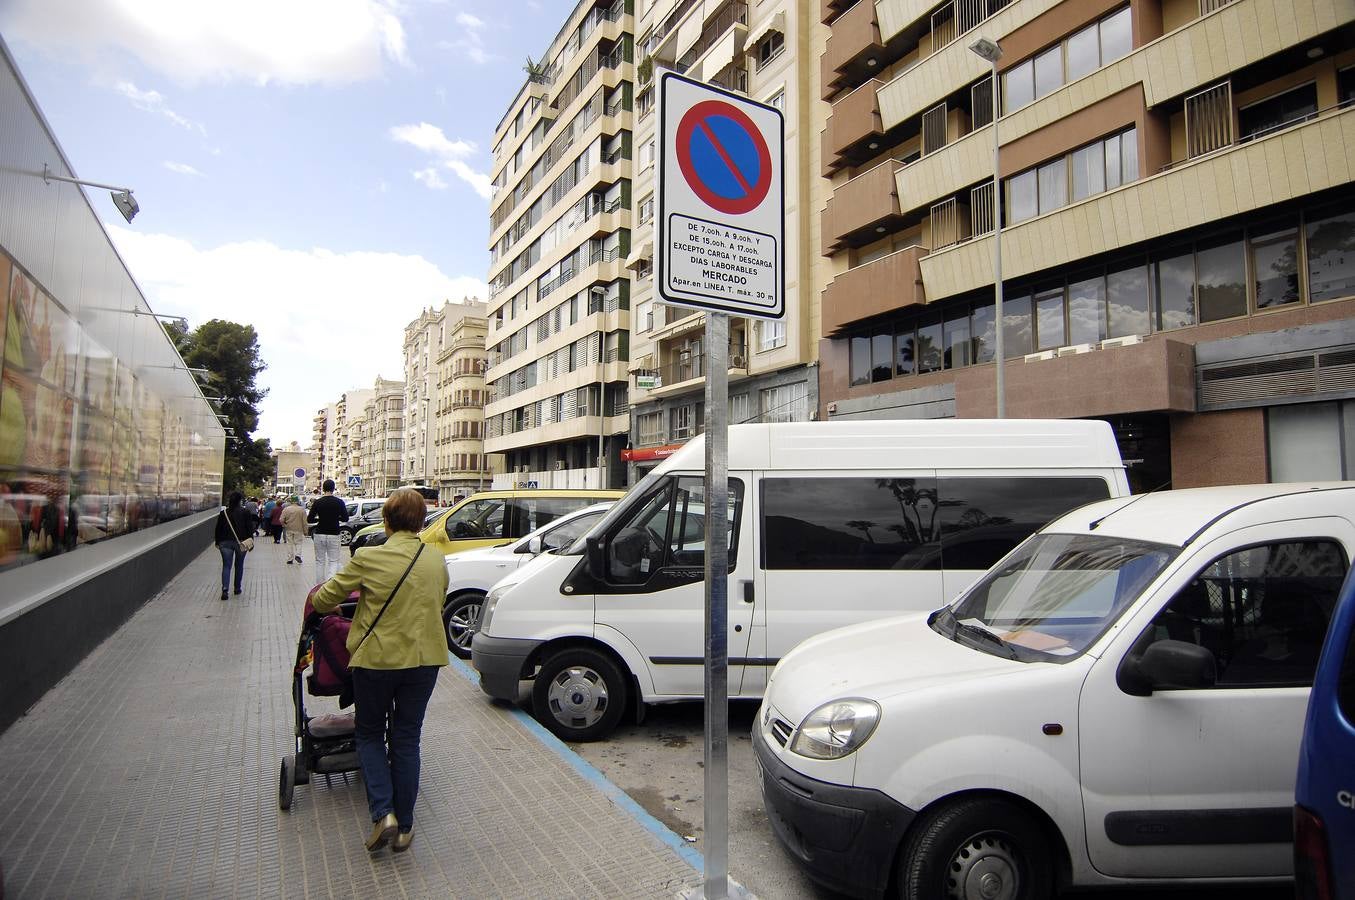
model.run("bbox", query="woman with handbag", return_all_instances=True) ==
[214,491,254,600]
[309,488,448,853]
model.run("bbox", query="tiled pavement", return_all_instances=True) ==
[0,537,703,899]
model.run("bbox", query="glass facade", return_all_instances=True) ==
[0,249,223,573]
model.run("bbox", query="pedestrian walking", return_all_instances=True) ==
[244,496,261,536]
[281,497,307,565]
[309,488,448,853]
[262,497,276,539]
[307,479,350,583]
[270,498,285,544]
[213,491,253,600]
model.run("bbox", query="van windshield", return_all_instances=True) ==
[932,533,1178,662]
[563,467,667,556]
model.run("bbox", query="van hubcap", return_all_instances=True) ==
[947,833,1019,900]
[546,666,609,727]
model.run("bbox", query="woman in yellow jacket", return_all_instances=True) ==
[311,488,449,853]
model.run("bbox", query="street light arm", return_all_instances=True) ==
[42,164,133,194]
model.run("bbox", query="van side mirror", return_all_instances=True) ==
[1119,639,1217,696]
[585,535,607,579]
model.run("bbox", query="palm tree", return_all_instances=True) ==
[846,520,878,544]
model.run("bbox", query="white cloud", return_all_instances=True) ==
[1,0,408,85]
[412,167,449,190]
[440,10,498,65]
[390,122,491,199]
[454,12,485,28]
[163,161,204,176]
[112,81,205,133]
[104,225,486,447]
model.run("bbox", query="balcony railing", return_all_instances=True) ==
[679,1,749,69]
[638,342,749,387]
[823,157,904,251]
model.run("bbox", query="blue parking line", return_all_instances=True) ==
[447,656,706,872]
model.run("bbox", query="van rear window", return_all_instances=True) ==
[761,476,1111,571]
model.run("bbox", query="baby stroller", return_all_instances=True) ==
[279,585,362,810]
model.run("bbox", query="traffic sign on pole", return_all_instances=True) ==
[346,474,362,490]
[657,71,784,320]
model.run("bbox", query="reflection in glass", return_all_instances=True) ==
[1036,288,1066,350]
[943,308,971,369]
[1306,208,1355,303]
[1034,46,1063,100]
[896,324,916,376]
[1153,250,1195,330]
[1038,158,1068,214]
[850,335,870,386]
[917,316,943,374]
[971,301,996,364]
[1107,263,1151,337]
[1066,24,1099,82]
[1251,222,1300,309]
[762,476,940,570]
[1003,60,1034,114]
[1099,7,1133,64]
[1072,141,1105,201]
[1196,234,1247,322]
[1003,294,1033,359]
[1008,170,1037,224]
[1068,275,1107,344]
[871,332,893,383]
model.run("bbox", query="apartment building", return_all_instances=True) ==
[360,377,406,495]
[312,403,336,483]
[331,388,373,491]
[403,305,443,489]
[432,301,495,502]
[818,0,1355,489]
[624,0,824,479]
[484,0,636,489]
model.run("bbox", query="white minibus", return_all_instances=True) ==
[471,419,1129,740]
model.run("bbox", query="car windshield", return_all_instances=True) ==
[932,533,1178,662]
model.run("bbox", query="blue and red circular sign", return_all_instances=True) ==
[676,100,772,216]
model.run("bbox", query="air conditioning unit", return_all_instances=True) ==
[517,464,531,474]
[1024,350,1056,362]
[1056,343,1094,356]
[554,461,567,470]
[730,353,747,368]
[1100,334,1143,349]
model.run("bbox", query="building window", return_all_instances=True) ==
[1001,6,1132,114]
[637,411,664,445]
[1238,82,1318,142]
[1251,220,1301,309]
[1268,401,1355,481]
[761,382,808,423]
[755,32,785,70]
[765,89,785,110]
[758,318,786,352]
[1306,204,1355,303]
[1194,232,1246,322]
[730,392,751,424]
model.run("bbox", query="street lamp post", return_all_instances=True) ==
[969,36,1005,418]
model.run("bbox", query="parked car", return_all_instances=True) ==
[417,487,624,557]
[337,498,384,546]
[754,483,1354,900]
[350,509,442,556]
[441,502,614,658]
[1295,566,1355,900]
[471,419,1129,741]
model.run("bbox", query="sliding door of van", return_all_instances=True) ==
[593,473,755,699]
[760,473,944,665]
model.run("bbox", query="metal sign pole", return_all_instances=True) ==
[702,311,730,900]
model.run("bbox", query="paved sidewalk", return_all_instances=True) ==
[0,536,703,899]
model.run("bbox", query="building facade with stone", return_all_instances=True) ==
[816,0,1355,489]
[433,301,495,502]
[485,0,637,489]
[624,0,824,481]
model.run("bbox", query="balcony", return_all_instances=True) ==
[822,0,884,99]
[821,0,854,25]
[822,158,904,254]
[822,245,928,335]
[823,79,886,169]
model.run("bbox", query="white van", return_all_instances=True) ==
[472,419,1129,741]
[754,483,1355,900]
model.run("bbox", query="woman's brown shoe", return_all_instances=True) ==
[365,813,397,852]
[392,828,414,853]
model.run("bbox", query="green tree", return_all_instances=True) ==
[165,319,272,495]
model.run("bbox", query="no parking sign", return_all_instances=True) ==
[657,71,784,319]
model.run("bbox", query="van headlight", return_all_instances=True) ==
[479,585,507,635]
[789,699,881,760]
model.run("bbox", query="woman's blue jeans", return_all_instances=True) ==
[217,542,244,592]
[351,666,439,829]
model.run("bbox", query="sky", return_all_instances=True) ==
[0,0,568,448]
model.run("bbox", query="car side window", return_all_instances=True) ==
[1140,540,1348,687]
[605,476,743,585]
[443,499,503,539]
[542,512,604,551]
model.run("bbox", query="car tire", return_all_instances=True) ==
[442,591,485,659]
[339,529,352,547]
[898,796,1053,900]
[531,647,628,742]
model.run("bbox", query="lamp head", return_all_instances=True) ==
[969,37,1002,63]
[111,189,139,223]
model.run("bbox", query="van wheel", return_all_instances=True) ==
[442,591,484,659]
[898,797,1052,900]
[532,648,628,742]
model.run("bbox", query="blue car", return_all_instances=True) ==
[1296,568,1355,900]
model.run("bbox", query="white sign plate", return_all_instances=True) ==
[657,71,784,320]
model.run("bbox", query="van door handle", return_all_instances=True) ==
[741,580,754,604]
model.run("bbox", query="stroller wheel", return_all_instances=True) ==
[294,750,310,785]
[279,757,296,810]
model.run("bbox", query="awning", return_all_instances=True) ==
[696,28,740,82]
[625,238,654,269]
[674,9,704,61]
[745,11,785,54]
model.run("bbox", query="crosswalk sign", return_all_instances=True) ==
[346,475,362,489]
